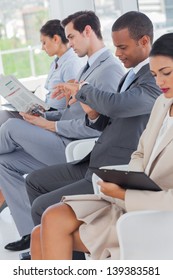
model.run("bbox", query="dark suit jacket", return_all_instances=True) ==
[75,64,161,181]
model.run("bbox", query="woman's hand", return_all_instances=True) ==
[97,180,126,200]
[19,112,56,132]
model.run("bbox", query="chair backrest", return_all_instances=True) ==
[116,210,173,260]
[65,138,98,162]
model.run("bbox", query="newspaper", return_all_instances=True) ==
[0,74,50,115]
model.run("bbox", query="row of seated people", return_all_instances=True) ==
[1,10,173,260]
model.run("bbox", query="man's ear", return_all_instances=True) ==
[140,35,150,46]
[84,25,92,37]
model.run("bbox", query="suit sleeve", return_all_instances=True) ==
[76,71,160,119]
[125,188,173,211]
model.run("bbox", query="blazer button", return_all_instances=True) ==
[80,96,86,101]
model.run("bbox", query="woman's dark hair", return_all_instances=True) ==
[150,33,173,59]
[112,11,153,43]
[61,10,103,40]
[40,19,68,44]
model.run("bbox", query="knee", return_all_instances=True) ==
[25,172,36,194]
[42,203,63,225]
[0,111,13,126]
[41,203,68,230]
[1,118,17,132]
[31,225,40,243]
[26,170,44,195]
[30,225,41,257]
[31,197,44,225]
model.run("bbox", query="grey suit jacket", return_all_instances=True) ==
[45,49,124,145]
[75,63,161,180]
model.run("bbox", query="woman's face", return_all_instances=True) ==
[40,34,60,56]
[150,55,173,98]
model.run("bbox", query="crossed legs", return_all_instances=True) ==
[31,203,89,260]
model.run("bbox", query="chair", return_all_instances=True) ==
[65,138,98,162]
[116,210,173,260]
[65,137,98,260]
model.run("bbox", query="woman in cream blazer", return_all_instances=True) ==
[127,94,173,211]
[30,33,173,260]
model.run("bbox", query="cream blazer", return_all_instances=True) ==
[125,95,173,211]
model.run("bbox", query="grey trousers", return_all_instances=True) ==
[0,110,22,126]
[0,118,67,236]
[26,161,92,226]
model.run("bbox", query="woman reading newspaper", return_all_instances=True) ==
[31,33,173,259]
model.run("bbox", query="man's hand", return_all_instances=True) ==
[97,180,126,200]
[51,82,80,105]
[19,112,56,132]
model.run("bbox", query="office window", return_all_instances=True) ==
[0,0,50,78]
[138,0,173,39]
[94,0,121,50]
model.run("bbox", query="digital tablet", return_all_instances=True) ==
[91,168,161,191]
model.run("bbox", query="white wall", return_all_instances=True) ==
[119,0,139,13]
[49,0,139,19]
[49,0,95,20]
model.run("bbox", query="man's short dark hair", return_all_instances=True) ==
[112,11,153,43]
[61,10,103,40]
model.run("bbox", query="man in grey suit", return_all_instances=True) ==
[0,11,124,251]
[26,10,161,248]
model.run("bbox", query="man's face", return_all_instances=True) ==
[65,22,89,57]
[112,28,145,68]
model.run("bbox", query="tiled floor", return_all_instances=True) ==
[0,207,28,260]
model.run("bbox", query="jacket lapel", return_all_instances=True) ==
[146,98,173,172]
[78,50,111,81]
[118,64,149,92]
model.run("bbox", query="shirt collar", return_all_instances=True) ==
[56,48,75,68]
[133,57,149,74]
[88,46,107,67]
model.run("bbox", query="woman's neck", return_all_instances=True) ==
[56,44,69,57]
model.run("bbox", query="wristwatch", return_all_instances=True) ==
[78,81,89,91]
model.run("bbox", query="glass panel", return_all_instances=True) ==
[138,0,173,39]
[94,0,121,51]
[0,0,50,78]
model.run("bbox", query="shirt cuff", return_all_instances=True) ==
[79,81,89,90]
[88,115,100,123]
[55,122,58,133]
